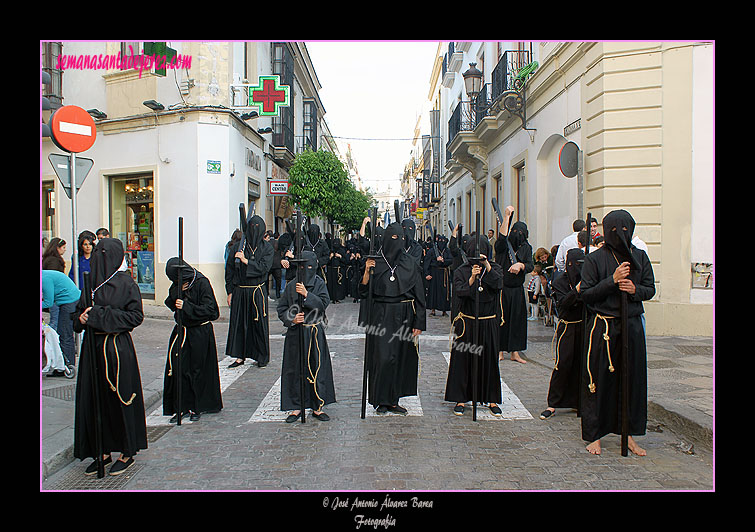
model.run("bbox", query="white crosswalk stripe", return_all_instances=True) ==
[146,356,251,426]
[441,352,533,420]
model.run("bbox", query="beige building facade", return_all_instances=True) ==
[409,41,713,336]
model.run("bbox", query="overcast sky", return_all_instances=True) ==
[305,41,439,195]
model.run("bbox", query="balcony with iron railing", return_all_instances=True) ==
[446,49,533,159]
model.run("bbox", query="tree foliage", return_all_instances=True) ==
[287,149,373,232]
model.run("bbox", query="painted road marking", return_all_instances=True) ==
[441,352,533,420]
[146,356,250,426]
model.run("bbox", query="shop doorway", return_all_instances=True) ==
[109,174,155,299]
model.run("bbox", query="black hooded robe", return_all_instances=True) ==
[424,238,453,312]
[545,248,585,410]
[578,210,655,443]
[278,251,337,413]
[73,238,147,461]
[162,258,223,417]
[326,239,348,302]
[225,215,274,365]
[495,221,534,353]
[445,236,504,405]
[359,222,426,409]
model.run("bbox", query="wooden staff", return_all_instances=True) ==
[83,271,105,478]
[471,211,482,421]
[620,290,629,456]
[360,206,378,419]
[176,217,184,426]
[578,212,592,419]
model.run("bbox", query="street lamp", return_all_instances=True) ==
[462,62,483,101]
[143,99,164,111]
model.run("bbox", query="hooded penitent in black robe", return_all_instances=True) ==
[448,233,470,322]
[225,215,274,365]
[73,238,147,461]
[424,236,453,313]
[345,236,363,300]
[578,209,655,443]
[545,248,585,410]
[445,236,504,405]
[494,221,534,353]
[401,219,423,266]
[278,251,336,413]
[326,238,348,302]
[162,258,223,417]
[359,222,426,409]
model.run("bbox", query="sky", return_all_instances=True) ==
[305,41,440,195]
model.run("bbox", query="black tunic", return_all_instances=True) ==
[277,252,336,412]
[545,249,585,410]
[494,222,533,352]
[225,215,274,364]
[162,259,223,416]
[424,243,452,312]
[326,240,348,302]
[359,223,426,408]
[445,249,504,405]
[73,238,147,460]
[578,210,655,442]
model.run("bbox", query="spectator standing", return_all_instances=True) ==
[42,269,81,372]
[42,237,67,330]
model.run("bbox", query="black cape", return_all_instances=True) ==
[225,215,274,364]
[162,258,223,416]
[72,238,147,460]
[277,251,336,412]
[578,210,655,442]
[359,222,426,408]
[445,236,503,404]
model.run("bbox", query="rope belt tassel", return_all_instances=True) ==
[100,333,137,406]
[585,314,616,394]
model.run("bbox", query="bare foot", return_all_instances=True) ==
[586,440,602,455]
[627,436,647,456]
[499,351,505,361]
[511,352,527,364]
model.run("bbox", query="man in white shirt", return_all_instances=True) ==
[554,219,586,272]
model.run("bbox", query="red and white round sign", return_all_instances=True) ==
[49,105,97,153]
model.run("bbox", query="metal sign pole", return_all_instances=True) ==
[70,152,78,288]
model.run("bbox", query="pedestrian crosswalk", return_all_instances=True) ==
[146,344,533,426]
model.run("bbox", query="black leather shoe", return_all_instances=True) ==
[228,360,244,368]
[256,361,267,368]
[376,405,389,414]
[285,412,301,423]
[189,412,201,422]
[312,411,330,421]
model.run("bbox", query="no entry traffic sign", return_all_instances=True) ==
[49,105,97,153]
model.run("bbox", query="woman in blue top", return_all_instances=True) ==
[42,270,81,370]
[69,231,95,288]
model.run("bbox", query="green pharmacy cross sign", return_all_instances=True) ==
[248,76,290,116]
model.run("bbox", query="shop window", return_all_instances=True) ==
[109,175,155,298]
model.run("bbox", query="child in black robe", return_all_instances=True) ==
[225,215,274,368]
[444,235,504,416]
[73,238,147,476]
[277,251,336,422]
[162,258,223,423]
[540,248,585,420]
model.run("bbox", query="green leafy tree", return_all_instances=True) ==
[287,148,372,233]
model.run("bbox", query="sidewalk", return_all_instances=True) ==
[41,301,713,481]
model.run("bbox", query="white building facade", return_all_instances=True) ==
[42,41,338,305]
